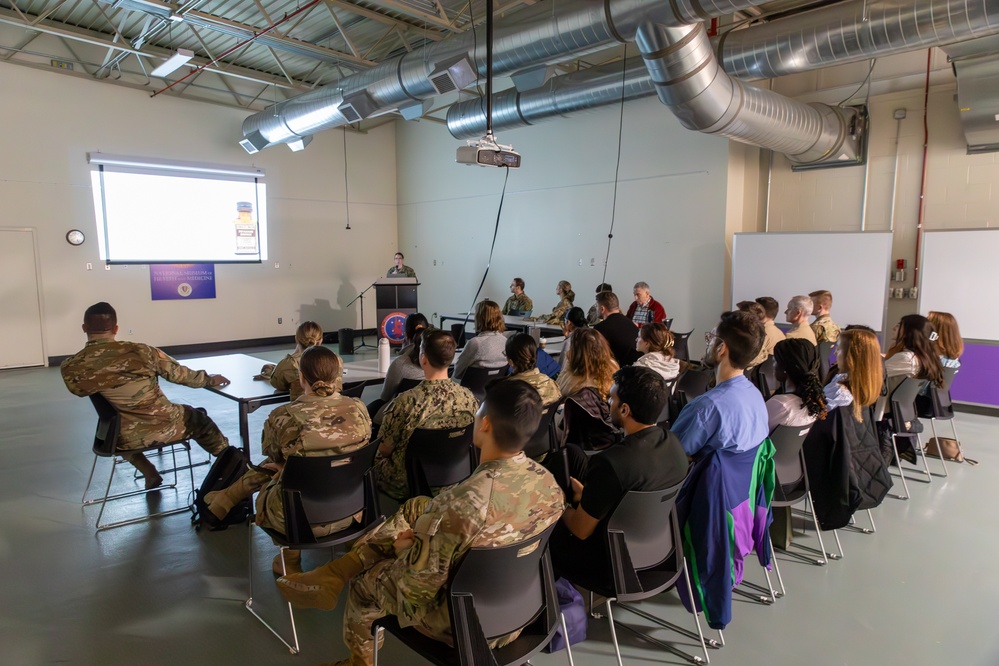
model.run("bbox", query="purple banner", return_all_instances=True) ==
[950,342,999,407]
[150,264,216,301]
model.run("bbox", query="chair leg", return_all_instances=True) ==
[373,625,384,666]
[245,533,300,654]
[94,455,118,530]
[717,630,725,647]
[559,611,576,666]
[830,530,844,560]
[929,419,948,477]
[889,435,911,500]
[770,541,786,598]
[604,599,624,666]
[915,432,933,482]
[950,420,966,459]
[81,454,99,503]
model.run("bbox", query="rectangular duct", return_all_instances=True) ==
[946,41,999,154]
[338,91,377,123]
[429,55,477,95]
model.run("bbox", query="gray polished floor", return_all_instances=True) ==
[2,349,998,665]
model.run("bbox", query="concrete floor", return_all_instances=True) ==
[2,347,998,665]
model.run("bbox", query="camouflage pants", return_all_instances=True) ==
[181,404,229,455]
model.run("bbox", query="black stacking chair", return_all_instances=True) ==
[394,377,422,396]
[372,523,573,666]
[817,341,834,383]
[656,378,680,428]
[405,424,476,498]
[672,330,693,362]
[751,356,778,398]
[460,366,507,402]
[674,366,712,416]
[887,377,931,499]
[81,393,196,531]
[247,439,384,654]
[523,400,560,460]
[342,382,366,399]
[917,366,964,476]
[664,317,674,330]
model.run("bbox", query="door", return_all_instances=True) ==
[0,228,45,368]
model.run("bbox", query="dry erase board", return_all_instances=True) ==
[919,229,999,341]
[731,232,893,332]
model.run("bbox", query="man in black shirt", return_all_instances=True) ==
[593,291,641,367]
[550,366,688,588]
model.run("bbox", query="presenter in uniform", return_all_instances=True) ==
[386,252,417,279]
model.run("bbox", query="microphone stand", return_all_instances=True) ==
[345,282,378,350]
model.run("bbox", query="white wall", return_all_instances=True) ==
[0,62,398,358]
[395,95,731,358]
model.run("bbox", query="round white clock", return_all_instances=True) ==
[66,229,85,246]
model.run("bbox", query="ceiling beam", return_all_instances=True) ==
[324,0,444,40]
[362,0,454,31]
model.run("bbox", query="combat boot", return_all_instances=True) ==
[272,549,302,576]
[276,551,364,610]
[126,452,163,490]
[204,475,256,521]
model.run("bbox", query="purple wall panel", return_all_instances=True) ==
[951,342,999,407]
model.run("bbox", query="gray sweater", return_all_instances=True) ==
[453,331,508,379]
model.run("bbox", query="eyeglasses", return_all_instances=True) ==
[704,331,718,345]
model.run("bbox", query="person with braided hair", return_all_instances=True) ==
[263,321,324,401]
[766,338,829,432]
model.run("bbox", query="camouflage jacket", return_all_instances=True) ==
[270,351,304,401]
[375,379,478,500]
[358,453,565,633]
[811,315,841,344]
[502,293,534,315]
[261,392,371,461]
[509,369,562,406]
[544,296,574,325]
[61,338,211,449]
[387,265,418,278]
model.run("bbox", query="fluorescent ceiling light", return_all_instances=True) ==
[151,49,194,78]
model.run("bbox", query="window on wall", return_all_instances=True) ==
[88,153,268,264]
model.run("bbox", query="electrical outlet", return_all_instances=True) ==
[86,262,93,271]
[128,328,133,335]
[578,258,583,266]
[590,258,595,266]
[433,259,437,266]
[105,264,111,271]
[274,262,280,269]
[278,317,283,324]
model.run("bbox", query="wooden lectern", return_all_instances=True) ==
[374,277,419,344]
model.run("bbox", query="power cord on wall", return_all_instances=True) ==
[460,166,511,329]
[600,45,630,284]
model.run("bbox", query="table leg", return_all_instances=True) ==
[239,401,252,460]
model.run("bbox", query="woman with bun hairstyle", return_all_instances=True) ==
[268,321,324,400]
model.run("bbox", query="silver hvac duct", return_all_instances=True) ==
[720,0,999,80]
[240,0,775,150]
[637,21,862,164]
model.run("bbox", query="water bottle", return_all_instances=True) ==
[378,337,390,374]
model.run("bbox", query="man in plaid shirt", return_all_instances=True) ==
[626,281,667,327]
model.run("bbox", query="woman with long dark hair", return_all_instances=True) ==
[767,338,828,431]
[884,314,945,396]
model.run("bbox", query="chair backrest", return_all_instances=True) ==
[606,477,686,572]
[933,367,958,418]
[393,377,422,397]
[522,401,560,459]
[89,393,121,457]
[507,309,532,317]
[889,376,928,427]
[405,424,476,497]
[664,317,674,330]
[769,423,812,489]
[676,366,711,404]
[281,438,381,543]
[459,366,507,402]
[342,382,366,399]
[672,330,693,362]
[753,356,778,398]
[817,341,834,382]
[449,522,558,641]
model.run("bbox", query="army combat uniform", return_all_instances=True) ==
[811,315,842,344]
[502,293,534,315]
[61,339,228,456]
[343,452,566,665]
[255,393,372,536]
[544,296,574,325]
[386,265,418,278]
[374,379,478,501]
[269,350,305,401]
[508,369,562,407]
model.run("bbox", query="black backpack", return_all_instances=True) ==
[192,446,251,531]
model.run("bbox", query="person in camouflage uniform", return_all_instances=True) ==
[209,346,371,574]
[276,379,566,666]
[386,252,418,279]
[263,321,324,401]
[374,330,478,500]
[543,280,575,325]
[809,290,842,344]
[502,277,534,315]
[505,333,562,407]
[61,302,230,488]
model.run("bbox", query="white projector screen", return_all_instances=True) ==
[919,229,999,341]
[731,232,893,333]
[89,154,268,264]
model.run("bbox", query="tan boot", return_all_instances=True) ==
[204,474,258,521]
[126,452,163,490]
[276,551,364,610]
[272,549,302,576]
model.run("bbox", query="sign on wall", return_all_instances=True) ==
[150,264,216,300]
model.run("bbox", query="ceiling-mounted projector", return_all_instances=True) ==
[456,134,521,168]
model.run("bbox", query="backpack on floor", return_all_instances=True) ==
[192,446,251,531]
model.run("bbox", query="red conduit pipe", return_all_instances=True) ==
[912,48,932,289]
[152,0,322,97]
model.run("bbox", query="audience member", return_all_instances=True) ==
[369,314,429,419]
[809,290,841,343]
[505,333,561,406]
[560,306,588,362]
[884,314,945,396]
[374,330,478,500]
[755,296,786,360]
[766,339,828,432]
[61,302,230,489]
[633,322,681,381]
[209,347,370,574]
[737,300,769,368]
[386,251,417,278]
[544,280,575,325]
[263,321,323,401]
[557,328,620,451]
[502,277,533,315]
[784,295,817,345]
[453,300,508,380]
[670,310,768,458]
[823,328,884,422]
[550,366,687,588]
[593,291,641,367]
[626,281,667,327]
[277,380,564,666]
[927,311,963,368]
[586,283,613,325]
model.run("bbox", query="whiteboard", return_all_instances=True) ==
[919,229,999,341]
[731,232,893,333]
